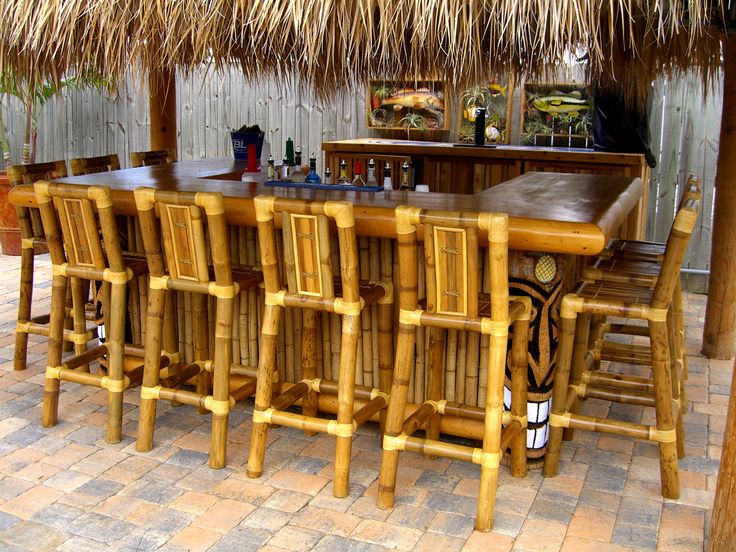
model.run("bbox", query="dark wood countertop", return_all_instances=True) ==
[9,157,643,255]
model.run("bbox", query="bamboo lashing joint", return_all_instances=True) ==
[509,413,528,427]
[102,268,133,284]
[100,376,129,393]
[549,412,572,428]
[426,399,448,414]
[253,407,275,424]
[52,263,68,277]
[327,420,356,437]
[649,427,677,443]
[333,298,364,316]
[395,205,422,234]
[45,366,62,380]
[149,275,170,290]
[21,238,35,250]
[570,383,587,398]
[253,196,276,222]
[134,188,156,211]
[399,308,422,326]
[204,396,234,415]
[15,321,32,333]
[480,318,510,336]
[478,212,508,243]
[673,208,698,233]
[265,290,287,306]
[560,294,584,319]
[140,385,162,400]
[34,181,52,203]
[87,186,113,209]
[646,307,668,322]
[208,282,239,299]
[301,378,322,393]
[370,388,389,401]
[323,201,354,228]
[383,433,408,451]
[161,351,180,365]
[69,331,93,345]
[193,359,214,372]
[194,192,225,215]
[471,449,501,468]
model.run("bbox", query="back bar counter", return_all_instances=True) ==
[10,157,644,458]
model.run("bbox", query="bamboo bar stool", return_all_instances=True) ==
[377,207,531,532]
[247,196,394,498]
[544,197,701,500]
[34,181,148,443]
[130,148,177,167]
[9,161,96,371]
[69,154,121,176]
[134,188,262,468]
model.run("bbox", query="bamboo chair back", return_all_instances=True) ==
[130,149,177,168]
[8,161,68,238]
[70,154,121,176]
[650,195,700,309]
[396,207,509,328]
[34,182,125,275]
[133,188,232,290]
[254,196,360,311]
[327,153,411,182]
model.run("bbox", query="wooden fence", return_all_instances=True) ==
[0,67,723,291]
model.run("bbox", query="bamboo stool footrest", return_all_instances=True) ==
[383,434,510,468]
[600,341,652,365]
[550,411,676,443]
[253,408,357,438]
[582,385,656,407]
[605,323,650,337]
[582,371,655,393]
[18,321,96,344]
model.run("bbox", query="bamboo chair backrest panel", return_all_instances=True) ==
[8,161,68,185]
[396,207,510,324]
[254,196,359,306]
[70,154,121,176]
[130,148,177,168]
[33,182,125,273]
[134,188,232,287]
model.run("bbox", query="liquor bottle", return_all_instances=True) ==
[366,158,378,186]
[336,159,351,185]
[285,137,295,166]
[351,161,366,187]
[281,156,291,182]
[305,153,321,184]
[291,146,305,183]
[383,162,393,191]
[324,167,333,184]
[399,161,411,190]
[267,155,275,179]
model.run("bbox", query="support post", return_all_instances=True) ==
[703,35,736,359]
[149,67,177,152]
[708,355,736,550]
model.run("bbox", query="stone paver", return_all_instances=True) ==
[0,254,720,550]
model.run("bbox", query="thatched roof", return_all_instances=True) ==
[0,0,728,101]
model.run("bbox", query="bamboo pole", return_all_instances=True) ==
[149,67,177,152]
[703,36,736,359]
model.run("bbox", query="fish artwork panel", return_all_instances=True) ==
[457,79,513,144]
[367,80,447,131]
[522,83,593,148]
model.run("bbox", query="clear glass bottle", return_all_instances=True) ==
[305,153,321,184]
[366,158,378,186]
[324,167,333,185]
[281,156,291,182]
[336,159,351,185]
[382,162,393,191]
[351,161,366,187]
[267,155,275,179]
[399,161,411,190]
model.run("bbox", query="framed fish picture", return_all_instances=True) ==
[521,83,593,148]
[456,78,514,144]
[367,80,448,132]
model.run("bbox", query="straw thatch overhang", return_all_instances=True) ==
[0,0,728,102]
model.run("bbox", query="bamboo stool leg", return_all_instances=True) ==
[42,271,67,428]
[510,316,530,477]
[334,314,360,498]
[543,308,577,477]
[70,277,90,373]
[376,302,394,433]
[649,319,680,499]
[563,313,591,442]
[136,286,167,452]
[673,278,687,382]
[247,303,282,479]
[14,208,34,371]
[377,320,416,510]
[106,281,127,443]
[62,284,74,353]
[210,295,234,469]
[667,307,686,460]
[425,326,445,457]
[193,294,210,414]
[301,308,319,436]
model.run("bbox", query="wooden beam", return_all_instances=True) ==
[708,355,736,550]
[703,36,736,359]
[148,67,177,152]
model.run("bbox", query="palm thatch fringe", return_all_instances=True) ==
[0,0,726,102]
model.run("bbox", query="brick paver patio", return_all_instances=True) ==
[0,253,723,551]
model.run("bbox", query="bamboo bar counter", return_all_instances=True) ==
[323,139,650,241]
[9,157,643,457]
